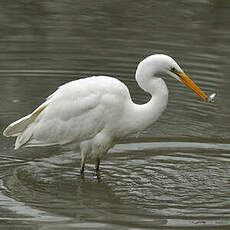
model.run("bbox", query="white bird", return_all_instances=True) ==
[3,54,209,173]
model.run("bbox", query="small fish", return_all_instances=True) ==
[207,93,216,103]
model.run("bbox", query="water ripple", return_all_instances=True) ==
[0,140,229,228]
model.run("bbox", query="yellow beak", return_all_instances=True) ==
[178,72,208,103]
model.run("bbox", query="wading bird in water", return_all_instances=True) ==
[3,54,215,173]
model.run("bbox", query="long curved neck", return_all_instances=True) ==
[121,72,168,136]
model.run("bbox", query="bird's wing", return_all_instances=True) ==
[14,76,129,149]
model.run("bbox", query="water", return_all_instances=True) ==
[0,1,230,229]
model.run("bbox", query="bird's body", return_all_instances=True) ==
[3,54,209,173]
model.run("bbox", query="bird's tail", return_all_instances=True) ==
[3,105,47,149]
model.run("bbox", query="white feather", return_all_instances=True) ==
[3,54,208,171]
[11,76,130,151]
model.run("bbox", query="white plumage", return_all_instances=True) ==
[3,54,208,173]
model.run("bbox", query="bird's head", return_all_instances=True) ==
[142,54,209,103]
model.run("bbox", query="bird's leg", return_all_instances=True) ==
[96,170,101,182]
[80,153,87,174]
[95,158,100,172]
[80,159,85,173]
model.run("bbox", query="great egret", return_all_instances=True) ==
[3,54,214,173]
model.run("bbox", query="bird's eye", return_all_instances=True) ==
[171,67,176,73]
